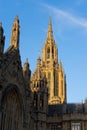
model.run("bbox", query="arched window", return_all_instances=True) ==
[1,88,22,130]
[47,47,50,58]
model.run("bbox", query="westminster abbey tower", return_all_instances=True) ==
[31,18,66,104]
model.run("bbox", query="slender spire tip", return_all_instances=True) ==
[49,16,52,25]
[47,16,53,38]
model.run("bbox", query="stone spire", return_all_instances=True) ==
[10,16,20,49]
[23,59,31,90]
[36,57,42,80]
[47,17,53,39]
[0,22,5,54]
[42,17,58,62]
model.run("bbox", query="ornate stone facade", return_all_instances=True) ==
[0,17,87,130]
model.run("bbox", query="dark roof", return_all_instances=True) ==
[48,103,85,116]
[48,104,63,116]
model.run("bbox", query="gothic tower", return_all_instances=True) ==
[41,18,66,104]
[31,18,66,105]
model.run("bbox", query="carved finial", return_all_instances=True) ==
[16,15,18,19]
[23,58,31,86]
[23,58,30,74]
[26,58,28,64]
[14,16,19,24]
[24,58,29,70]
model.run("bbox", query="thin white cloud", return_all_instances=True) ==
[43,4,87,28]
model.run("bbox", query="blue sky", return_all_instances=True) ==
[0,0,87,103]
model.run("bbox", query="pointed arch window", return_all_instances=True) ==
[1,87,22,130]
[47,47,50,59]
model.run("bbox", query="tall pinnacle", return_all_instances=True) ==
[0,22,5,54]
[10,16,20,49]
[47,16,53,38]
